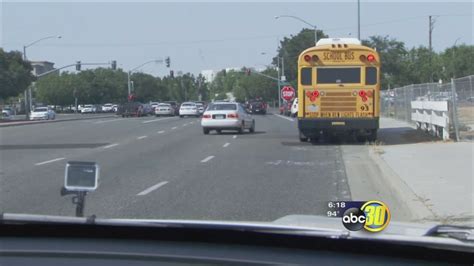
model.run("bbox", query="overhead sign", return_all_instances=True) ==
[281,86,295,101]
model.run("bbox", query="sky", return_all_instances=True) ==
[1,1,472,77]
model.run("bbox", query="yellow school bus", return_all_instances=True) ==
[297,38,381,142]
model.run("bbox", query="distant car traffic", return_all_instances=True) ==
[102,103,115,112]
[30,107,55,120]
[117,102,150,117]
[290,98,298,117]
[155,103,174,116]
[201,102,255,134]
[163,101,180,115]
[195,102,205,115]
[246,99,267,114]
[279,101,292,116]
[179,102,199,117]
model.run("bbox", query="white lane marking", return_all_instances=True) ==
[103,143,119,149]
[200,155,215,163]
[137,135,148,140]
[93,118,122,124]
[157,130,165,134]
[232,135,237,139]
[182,123,188,127]
[171,126,177,130]
[142,117,174,124]
[35,157,65,166]
[223,142,230,148]
[274,114,295,121]
[137,181,169,196]
[189,121,194,124]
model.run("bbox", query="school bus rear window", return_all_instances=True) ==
[317,67,361,84]
[301,67,312,85]
[366,67,377,85]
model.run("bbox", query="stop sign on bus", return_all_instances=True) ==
[281,86,295,101]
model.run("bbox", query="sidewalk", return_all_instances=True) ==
[373,117,473,225]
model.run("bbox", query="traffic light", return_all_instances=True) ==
[111,60,117,70]
[170,70,174,78]
[76,61,81,71]
[165,57,171,68]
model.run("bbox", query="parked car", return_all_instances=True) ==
[2,107,14,117]
[201,102,255,134]
[179,102,199,117]
[81,104,95,114]
[155,103,174,116]
[102,103,114,112]
[195,102,205,115]
[246,99,267,114]
[163,101,180,115]
[30,106,55,120]
[290,98,298,117]
[2,107,14,120]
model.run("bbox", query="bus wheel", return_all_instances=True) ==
[367,130,377,142]
[299,131,308,142]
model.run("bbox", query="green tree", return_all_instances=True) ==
[362,35,410,88]
[0,49,35,100]
[273,28,327,83]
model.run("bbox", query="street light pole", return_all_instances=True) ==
[22,35,62,119]
[275,15,318,45]
[127,59,162,99]
[452,37,461,78]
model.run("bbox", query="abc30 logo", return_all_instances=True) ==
[342,201,391,232]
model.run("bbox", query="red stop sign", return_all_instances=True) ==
[281,86,295,101]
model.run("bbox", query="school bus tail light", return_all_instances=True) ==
[359,55,367,61]
[367,90,373,97]
[312,55,319,62]
[304,55,311,62]
[367,54,376,62]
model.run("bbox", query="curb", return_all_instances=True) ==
[0,115,116,128]
[367,146,436,222]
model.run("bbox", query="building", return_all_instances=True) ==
[30,61,55,76]
[200,69,216,82]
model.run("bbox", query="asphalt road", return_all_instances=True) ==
[0,112,352,222]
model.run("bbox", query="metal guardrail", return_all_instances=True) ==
[411,101,450,140]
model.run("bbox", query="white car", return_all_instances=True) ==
[30,107,55,120]
[179,102,199,117]
[290,98,298,117]
[81,104,95,113]
[102,103,114,112]
[155,103,174,116]
[201,102,255,134]
[195,102,205,115]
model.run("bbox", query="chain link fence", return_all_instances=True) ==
[381,75,474,141]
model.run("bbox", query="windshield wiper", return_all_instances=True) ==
[425,225,474,241]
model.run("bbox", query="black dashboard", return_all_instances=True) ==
[1,222,472,265]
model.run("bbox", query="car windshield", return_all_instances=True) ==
[207,103,237,110]
[1,1,472,249]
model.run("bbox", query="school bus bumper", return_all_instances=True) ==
[298,117,379,131]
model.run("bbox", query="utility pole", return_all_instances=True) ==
[357,0,361,40]
[429,15,437,82]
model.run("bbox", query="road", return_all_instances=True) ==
[1,112,358,222]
